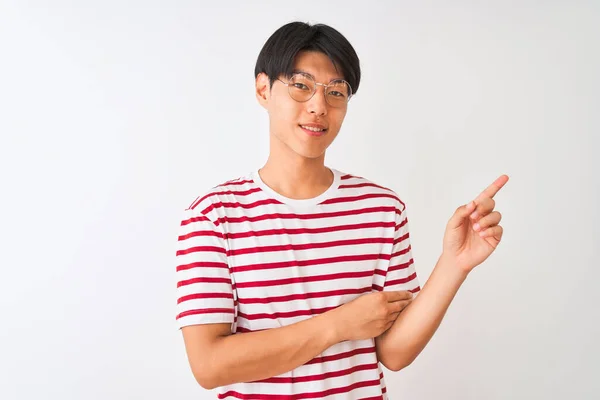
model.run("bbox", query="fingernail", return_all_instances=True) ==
[473,223,480,231]
[479,230,487,237]
[470,211,479,220]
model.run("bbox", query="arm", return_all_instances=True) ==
[376,254,467,371]
[177,201,335,389]
[376,175,508,371]
[182,311,340,390]
[184,289,413,389]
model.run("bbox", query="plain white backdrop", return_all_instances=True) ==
[1,1,598,399]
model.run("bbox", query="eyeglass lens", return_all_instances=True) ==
[287,73,350,107]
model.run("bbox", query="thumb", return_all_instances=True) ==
[447,201,476,229]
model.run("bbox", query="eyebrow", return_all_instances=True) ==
[291,69,344,82]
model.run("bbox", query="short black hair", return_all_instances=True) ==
[254,22,361,96]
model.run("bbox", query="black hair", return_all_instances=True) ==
[254,22,361,96]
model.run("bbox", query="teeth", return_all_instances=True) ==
[301,125,326,132]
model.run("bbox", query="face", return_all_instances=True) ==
[256,51,349,160]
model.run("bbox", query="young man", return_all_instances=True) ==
[175,22,508,399]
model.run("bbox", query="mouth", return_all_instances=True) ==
[299,124,328,137]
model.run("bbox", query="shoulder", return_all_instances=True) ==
[336,169,407,212]
[183,171,257,220]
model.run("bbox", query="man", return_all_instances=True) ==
[175,21,508,399]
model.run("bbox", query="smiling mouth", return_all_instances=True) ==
[299,125,328,136]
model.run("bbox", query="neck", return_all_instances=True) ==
[258,137,333,200]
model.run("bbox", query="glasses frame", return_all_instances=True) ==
[277,72,353,107]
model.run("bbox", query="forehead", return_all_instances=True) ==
[292,51,343,82]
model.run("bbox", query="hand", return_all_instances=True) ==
[330,291,414,342]
[443,175,509,273]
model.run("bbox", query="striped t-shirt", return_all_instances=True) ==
[175,168,421,399]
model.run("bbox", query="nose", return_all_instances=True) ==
[306,85,328,116]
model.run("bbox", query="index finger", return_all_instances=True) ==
[476,175,509,201]
[383,290,414,302]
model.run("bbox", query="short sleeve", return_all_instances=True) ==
[384,203,421,295]
[175,207,235,329]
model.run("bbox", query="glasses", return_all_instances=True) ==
[277,72,352,108]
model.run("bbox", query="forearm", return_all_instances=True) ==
[376,254,469,370]
[203,312,340,389]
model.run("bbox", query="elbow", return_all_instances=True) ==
[192,368,219,390]
[384,358,412,372]
[190,360,222,390]
[380,352,416,372]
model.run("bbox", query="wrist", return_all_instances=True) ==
[319,307,345,344]
[438,253,471,282]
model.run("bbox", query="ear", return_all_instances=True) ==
[255,72,270,109]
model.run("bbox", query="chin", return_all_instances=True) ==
[292,145,327,160]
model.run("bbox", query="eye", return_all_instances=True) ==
[292,83,310,91]
[328,91,346,98]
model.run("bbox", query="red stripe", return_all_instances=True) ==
[204,194,401,213]
[231,253,390,274]
[224,221,395,240]
[393,232,409,245]
[384,272,418,287]
[177,292,233,304]
[228,237,393,257]
[202,198,283,214]
[340,174,360,180]
[395,217,408,231]
[176,261,228,272]
[176,245,226,256]
[305,345,375,365]
[186,196,201,210]
[391,244,411,258]
[178,229,224,241]
[339,182,391,191]
[238,305,337,321]
[214,206,396,225]
[181,215,210,226]
[256,362,378,384]
[373,283,420,292]
[321,193,399,205]
[388,259,414,273]
[234,270,375,289]
[191,187,262,209]
[189,179,254,209]
[177,276,231,287]
[216,179,254,187]
[176,308,233,320]
[218,379,381,399]
[237,287,372,305]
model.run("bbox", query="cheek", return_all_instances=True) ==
[271,100,301,126]
[329,110,347,130]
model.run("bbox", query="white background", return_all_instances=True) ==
[1,1,598,399]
